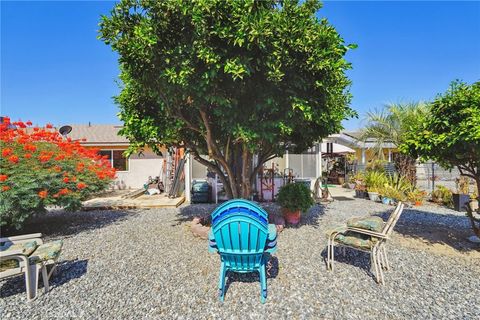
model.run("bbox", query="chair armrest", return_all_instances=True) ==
[0,233,43,245]
[265,224,277,254]
[208,229,218,253]
[0,248,27,258]
[267,224,277,241]
[347,227,388,239]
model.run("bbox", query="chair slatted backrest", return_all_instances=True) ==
[211,200,269,271]
[382,202,404,237]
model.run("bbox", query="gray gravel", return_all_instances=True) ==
[1,198,479,319]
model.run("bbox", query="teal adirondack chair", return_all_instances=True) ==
[209,199,277,303]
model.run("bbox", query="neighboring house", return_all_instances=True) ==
[325,131,398,165]
[68,124,165,189]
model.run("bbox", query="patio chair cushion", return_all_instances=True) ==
[0,240,38,272]
[347,216,385,232]
[334,231,379,250]
[29,240,63,264]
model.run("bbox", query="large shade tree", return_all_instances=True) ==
[99,0,356,198]
[401,80,480,236]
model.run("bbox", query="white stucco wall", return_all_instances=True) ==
[114,156,164,189]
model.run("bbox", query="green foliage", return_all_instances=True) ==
[364,170,388,193]
[362,102,428,158]
[401,80,480,189]
[99,0,356,198]
[0,122,115,229]
[276,182,314,213]
[431,185,453,207]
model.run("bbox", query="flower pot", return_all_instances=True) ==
[355,190,366,198]
[283,209,301,225]
[470,199,479,211]
[368,192,380,202]
[381,197,392,205]
[453,193,470,212]
[414,200,422,206]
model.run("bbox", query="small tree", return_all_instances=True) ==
[0,118,116,229]
[401,81,480,236]
[362,102,428,184]
[99,0,356,198]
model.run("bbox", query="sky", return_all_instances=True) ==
[1,1,479,130]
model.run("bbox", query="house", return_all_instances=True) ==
[67,124,166,189]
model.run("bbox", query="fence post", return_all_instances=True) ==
[431,162,435,192]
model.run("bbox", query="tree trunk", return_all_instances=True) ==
[466,178,480,238]
[394,154,417,185]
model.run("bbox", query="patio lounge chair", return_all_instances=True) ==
[208,199,277,303]
[326,202,404,284]
[0,233,63,301]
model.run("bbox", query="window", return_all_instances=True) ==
[99,150,128,171]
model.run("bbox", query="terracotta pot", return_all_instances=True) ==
[414,200,422,206]
[283,209,301,225]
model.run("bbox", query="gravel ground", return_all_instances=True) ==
[1,198,479,319]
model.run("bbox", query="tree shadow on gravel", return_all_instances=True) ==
[0,259,88,298]
[175,202,326,228]
[373,206,479,253]
[223,256,279,297]
[1,210,133,239]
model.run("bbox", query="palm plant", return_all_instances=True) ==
[361,102,428,183]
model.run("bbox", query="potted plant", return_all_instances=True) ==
[453,177,470,212]
[352,172,367,198]
[365,171,387,202]
[276,182,314,225]
[407,189,426,206]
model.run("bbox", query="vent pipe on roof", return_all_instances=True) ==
[88,121,91,127]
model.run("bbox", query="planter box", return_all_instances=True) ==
[453,193,470,212]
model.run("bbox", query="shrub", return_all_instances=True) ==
[364,170,388,193]
[431,185,453,207]
[0,118,116,229]
[277,182,314,213]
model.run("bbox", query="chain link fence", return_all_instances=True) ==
[352,161,463,193]
[416,162,461,193]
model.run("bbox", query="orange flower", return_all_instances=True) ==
[53,166,62,172]
[0,175,7,182]
[2,148,13,157]
[54,154,65,161]
[26,121,32,126]
[58,188,70,195]
[77,182,86,189]
[8,155,19,163]
[76,163,85,172]
[23,144,37,152]
[38,190,48,198]
[39,155,51,162]
[46,123,53,129]
[2,186,10,192]
[24,153,32,159]
[63,177,69,183]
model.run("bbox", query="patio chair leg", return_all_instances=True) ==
[259,264,267,304]
[41,265,50,293]
[218,262,227,302]
[27,264,40,301]
[371,248,381,284]
[326,238,331,270]
[381,246,390,270]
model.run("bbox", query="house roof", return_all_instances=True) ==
[66,124,129,146]
[325,131,397,149]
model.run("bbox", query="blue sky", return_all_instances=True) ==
[1,1,479,130]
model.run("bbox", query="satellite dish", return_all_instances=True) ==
[59,125,72,137]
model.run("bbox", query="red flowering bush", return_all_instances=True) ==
[0,117,116,229]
